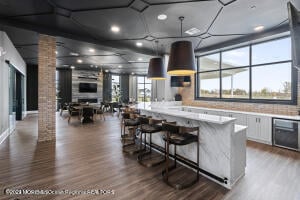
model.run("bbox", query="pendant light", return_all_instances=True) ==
[147,40,166,80]
[167,16,196,75]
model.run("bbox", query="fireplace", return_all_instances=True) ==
[78,98,98,103]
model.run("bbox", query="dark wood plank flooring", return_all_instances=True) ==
[0,113,299,200]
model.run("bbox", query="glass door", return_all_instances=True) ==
[9,65,16,133]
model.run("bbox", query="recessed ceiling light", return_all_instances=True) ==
[131,72,135,75]
[105,69,109,73]
[90,65,94,68]
[254,25,264,32]
[89,48,95,53]
[157,14,167,20]
[111,25,120,33]
[62,64,69,67]
[55,51,58,55]
[70,52,79,56]
[136,42,143,47]
[118,65,122,68]
[70,66,75,69]
[185,27,201,35]
[77,59,83,63]
[95,65,98,68]
[138,58,143,61]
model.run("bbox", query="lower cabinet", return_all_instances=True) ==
[246,115,272,144]
[183,107,273,145]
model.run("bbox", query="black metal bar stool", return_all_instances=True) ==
[137,117,166,167]
[161,123,200,190]
[121,112,149,155]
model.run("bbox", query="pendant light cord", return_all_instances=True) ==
[179,16,184,37]
[155,40,159,56]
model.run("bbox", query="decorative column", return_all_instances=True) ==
[38,34,56,142]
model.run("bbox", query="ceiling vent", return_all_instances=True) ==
[130,0,149,12]
[185,27,201,35]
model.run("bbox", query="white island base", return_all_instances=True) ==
[138,102,247,189]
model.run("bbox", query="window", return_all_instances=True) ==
[198,71,220,98]
[112,75,120,102]
[196,36,294,104]
[252,63,291,100]
[137,76,151,102]
[222,68,249,98]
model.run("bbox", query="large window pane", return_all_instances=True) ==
[198,71,220,98]
[252,37,291,65]
[137,76,151,102]
[199,53,219,72]
[222,68,249,98]
[252,63,292,100]
[112,75,120,102]
[138,84,145,102]
[222,47,249,68]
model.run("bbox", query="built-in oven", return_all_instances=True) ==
[273,118,300,151]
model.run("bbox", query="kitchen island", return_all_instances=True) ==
[136,102,247,189]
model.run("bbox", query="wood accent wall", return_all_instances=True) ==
[71,70,103,103]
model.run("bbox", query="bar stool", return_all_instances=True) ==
[137,117,166,167]
[162,123,199,190]
[121,113,149,155]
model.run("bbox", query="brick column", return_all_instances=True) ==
[38,34,56,142]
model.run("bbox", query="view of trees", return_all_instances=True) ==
[200,81,291,99]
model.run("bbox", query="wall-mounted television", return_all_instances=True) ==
[171,76,191,87]
[79,83,97,93]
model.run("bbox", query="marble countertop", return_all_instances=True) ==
[137,103,236,125]
[180,105,300,121]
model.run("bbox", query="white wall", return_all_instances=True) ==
[0,31,26,144]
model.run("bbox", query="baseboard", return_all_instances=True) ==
[247,138,272,145]
[0,128,10,145]
[26,110,38,114]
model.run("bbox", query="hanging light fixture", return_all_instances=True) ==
[167,16,196,75]
[147,40,166,80]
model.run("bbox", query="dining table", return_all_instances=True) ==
[73,103,102,123]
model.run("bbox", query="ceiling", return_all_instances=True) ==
[0,0,299,74]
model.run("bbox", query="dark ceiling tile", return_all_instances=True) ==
[72,8,147,40]
[211,0,289,35]
[0,0,52,17]
[52,0,132,11]
[143,1,221,38]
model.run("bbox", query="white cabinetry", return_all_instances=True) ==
[247,115,272,144]
[182,106,272,145]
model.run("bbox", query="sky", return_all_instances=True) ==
[199,37,292,92]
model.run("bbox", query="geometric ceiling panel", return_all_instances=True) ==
[72,8,147,40]
[211,0,290,35]
[0,0,52,17]
[52,0,132,11]
[144,1,221,38]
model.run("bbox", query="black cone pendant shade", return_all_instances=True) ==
[147,57,166,80]
[167,40,196,75]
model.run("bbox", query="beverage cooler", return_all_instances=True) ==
[273,118,300,151]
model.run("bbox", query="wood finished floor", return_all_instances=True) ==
[0,113,300,200]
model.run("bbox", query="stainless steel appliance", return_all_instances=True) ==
[273,118,300,151]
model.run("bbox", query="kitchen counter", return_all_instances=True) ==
[137,102,247,189]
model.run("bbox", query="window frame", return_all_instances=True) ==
[195,36,297,105]
[111,75,120,102]
[137,76,152,102]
